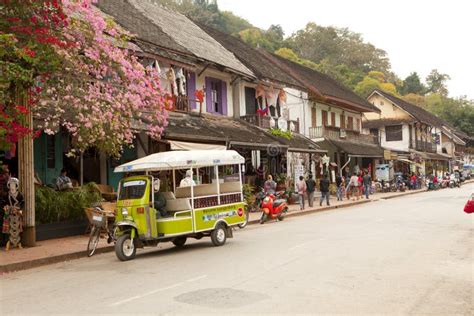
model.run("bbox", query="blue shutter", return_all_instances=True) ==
[221,81,227,116]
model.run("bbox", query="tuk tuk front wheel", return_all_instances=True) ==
[211,224,227,246]
[115,234,136,261]
[172,236,187,247]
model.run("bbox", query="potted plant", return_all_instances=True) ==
[275,173,287,191]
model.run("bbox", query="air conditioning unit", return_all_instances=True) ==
[339,128,347,138]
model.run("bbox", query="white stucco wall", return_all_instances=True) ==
[194,68,234,117]
[367,94,412,120]
[378,123,410,151]
[285,87,309,136]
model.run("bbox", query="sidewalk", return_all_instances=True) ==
[1,182,471,274]
[248,187,427,224]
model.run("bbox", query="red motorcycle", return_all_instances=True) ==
[260,191,288,224]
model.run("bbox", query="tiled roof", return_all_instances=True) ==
[96,0,190,55]
[371,89,445,127]
[261,52,380,113]
[164,112,286,148]
[319,139,384,157]
[97,0,254,77]
[198,24,304,89]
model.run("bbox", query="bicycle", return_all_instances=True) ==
[87,207,116,257]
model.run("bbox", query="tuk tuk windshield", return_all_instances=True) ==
[119,180,147,200]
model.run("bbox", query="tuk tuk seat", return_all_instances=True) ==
[165,198,191,216]
[219,181,241,193]
[175,184,218,198]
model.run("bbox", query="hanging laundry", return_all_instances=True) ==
[278,89,287,104]
[166,67,178,96]
[153,60,161,73]
[175,67,186,95]
[255,84,265,98]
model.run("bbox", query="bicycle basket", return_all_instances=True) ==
[91,209,106,228]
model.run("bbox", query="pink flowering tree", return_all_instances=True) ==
[36,0,168,156]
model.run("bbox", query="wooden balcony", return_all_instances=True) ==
[240,114,300,134]
[415,140,437,153]
[309,126,379,144]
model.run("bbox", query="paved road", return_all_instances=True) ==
[1,184,473,315]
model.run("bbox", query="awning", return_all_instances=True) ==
[169,140,226,151]
[425,152,451,161]
[164,112,288,151]
[321,139,384,158]
[276,133,327,154]
[396,158,423,168]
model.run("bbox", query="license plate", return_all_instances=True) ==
[92,215,103,222]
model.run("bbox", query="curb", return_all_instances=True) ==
[0,245,114,274]
[247,187,437,225]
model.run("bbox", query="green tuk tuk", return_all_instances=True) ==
[113,150,247,261]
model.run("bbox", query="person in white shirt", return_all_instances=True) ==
[179,169,196,187]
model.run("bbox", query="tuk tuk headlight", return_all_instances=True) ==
[121,208,128,216]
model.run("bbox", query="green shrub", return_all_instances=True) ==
[269,128,292,140]
[35,182,102,224]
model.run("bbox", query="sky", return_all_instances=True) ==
[218,0,473,99]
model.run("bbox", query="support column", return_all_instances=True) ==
[17,87,35,246]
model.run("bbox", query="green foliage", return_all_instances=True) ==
[354,71,398,97]
[35,183,102,224]
[269,127,292,140]
[155,0,252,34]
[275,173,287,184]
[425,69,450,96]
[237,25,285,52]
[399,72,425,95]
[285,22,391,86]
[242,183,254,207]
[275,47,319,71]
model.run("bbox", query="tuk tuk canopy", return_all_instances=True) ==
[114,150,245,173]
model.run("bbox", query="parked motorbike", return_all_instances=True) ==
[260,191,288,224]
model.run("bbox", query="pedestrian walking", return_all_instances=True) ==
[363,171,372,199]
[296,176,307,210]
[336,174,343,201]
[305,174,316,207]
[319,174,330,206]
[349,172,360,201]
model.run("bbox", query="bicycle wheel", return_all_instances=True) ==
[87,226,101,257]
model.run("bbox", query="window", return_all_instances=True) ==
[340,114,345,129]
[322,110,328,127]
[211,81,219,113]
[311,107,317,127]
[245,87,257,115]
[355,118,360,132]
[385,125,403,141]
[331,112,336,126]
[347,117,353,130]
[205,77,227,115]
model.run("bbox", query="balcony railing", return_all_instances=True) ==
[240,114,300,134]
[309,126,379,144]
[415,140,437,153]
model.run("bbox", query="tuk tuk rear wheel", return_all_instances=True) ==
[172,236,187,247]
[115,234,136,261]
[211,224,227,246]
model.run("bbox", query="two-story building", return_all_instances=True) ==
[259,53,384,180]
[199,25,327,186]
[363,89,465,177]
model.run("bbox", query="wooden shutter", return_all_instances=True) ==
[340,114,345,128]
[355,118,360,132]
[347,116,353,130]
[331,112,336,126]
[322,110,328,127]
[311,107,317,127]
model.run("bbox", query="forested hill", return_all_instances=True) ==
[154,0,473,137]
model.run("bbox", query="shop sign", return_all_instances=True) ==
[384,150,392,160]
